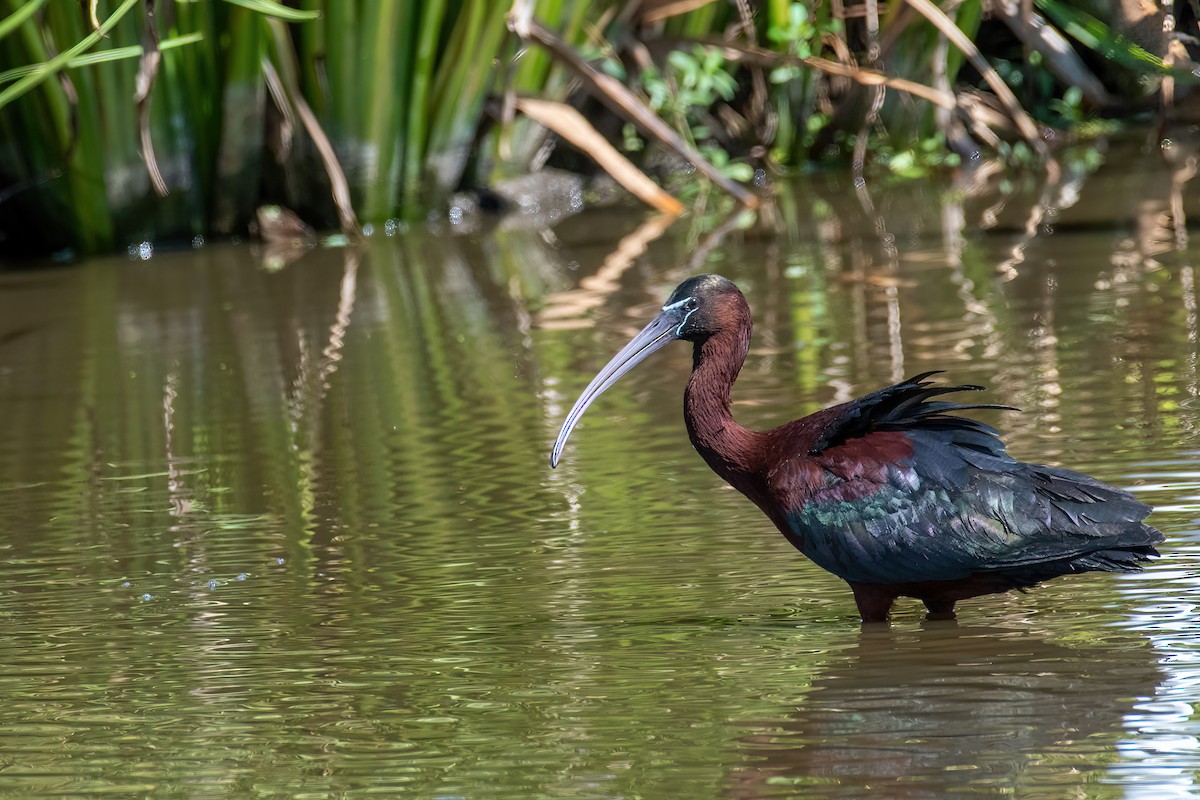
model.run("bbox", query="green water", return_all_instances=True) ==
[1,151,1199,797]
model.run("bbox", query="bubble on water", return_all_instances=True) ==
[127,241,153,261]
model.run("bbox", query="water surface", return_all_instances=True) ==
[1,141,1199,797]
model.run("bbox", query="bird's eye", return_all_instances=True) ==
[686,297,700,311]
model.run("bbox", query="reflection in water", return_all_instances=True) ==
[729,623,1161,799]
[0,132,1198,796]
[1111,525,1200,799]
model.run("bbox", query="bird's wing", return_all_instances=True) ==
[801,371,1011,457]
[766,376,1159,585]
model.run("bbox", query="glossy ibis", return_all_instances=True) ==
[550,274,1162,622]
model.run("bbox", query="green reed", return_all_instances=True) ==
[0,1,1176,258]
[0,0,540,256]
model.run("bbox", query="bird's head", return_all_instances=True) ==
[549,274,745,467]
[659,273,744,342]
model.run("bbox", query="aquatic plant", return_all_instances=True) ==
[0,0,1189,258]
[0,0,567,257]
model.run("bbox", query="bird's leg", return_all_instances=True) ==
[922,598,957,621]
[849,582,896,624]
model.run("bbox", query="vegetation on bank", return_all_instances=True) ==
[0,0,1194,258]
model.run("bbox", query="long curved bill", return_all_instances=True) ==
[550,308,684,467]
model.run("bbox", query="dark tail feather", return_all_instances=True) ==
[989,526,1161,590]
[1071,543,1161,572]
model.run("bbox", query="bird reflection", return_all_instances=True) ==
[726,621,1161,798]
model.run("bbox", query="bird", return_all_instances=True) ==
[549,274,1163,623]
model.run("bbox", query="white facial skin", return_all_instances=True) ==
[661,297,699,336]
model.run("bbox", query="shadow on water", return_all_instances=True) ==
[728,622,1162,799]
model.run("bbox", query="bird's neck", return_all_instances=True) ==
[684,325,760,482]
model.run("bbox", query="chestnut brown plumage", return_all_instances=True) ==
[550,275,1162,622]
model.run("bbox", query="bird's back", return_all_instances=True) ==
[760,375,1162,589]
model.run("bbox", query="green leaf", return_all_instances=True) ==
[1035,0,1165,72]
[723,162,754,182]
[599,57,626,81]
[770,65,800,84]
[223,0,320,22]
[0,33,205,85]
[668,49,698,74]
[713,73,736,100]
[0,0,46,42]
[0,0,139,111]
[790,2,809,28]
